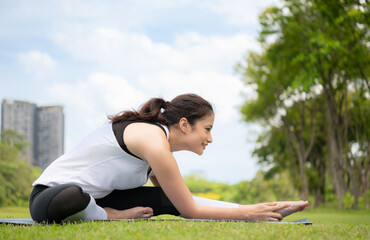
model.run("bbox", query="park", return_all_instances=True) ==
[0,0,369,239]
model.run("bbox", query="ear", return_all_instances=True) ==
[178,117,190,134]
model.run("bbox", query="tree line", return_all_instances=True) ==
[0,128,368,209]
[236,0,369,209]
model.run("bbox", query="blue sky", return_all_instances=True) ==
[0,0,280,184]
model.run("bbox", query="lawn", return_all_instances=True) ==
[1,207,369,239]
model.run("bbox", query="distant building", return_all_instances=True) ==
[1,100,37,165]
[36,106,64,170]
[1,99,64,169]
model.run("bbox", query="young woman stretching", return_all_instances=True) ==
[29,93,308,223]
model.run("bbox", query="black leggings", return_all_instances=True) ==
[29,184,180,223]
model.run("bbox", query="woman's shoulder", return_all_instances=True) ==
[127,121,167,136]
[123,122,170,160]
[125,121,169,139]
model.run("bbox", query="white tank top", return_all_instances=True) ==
[33,121,169,198]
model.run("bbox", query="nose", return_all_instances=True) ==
[207,133,213,143]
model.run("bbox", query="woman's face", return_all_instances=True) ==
[184,113,214,155]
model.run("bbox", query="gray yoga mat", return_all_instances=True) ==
[0,218,312,225]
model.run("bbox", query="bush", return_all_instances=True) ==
[0,131,41,207]
[343,192,355,210]
[358,190,370,210]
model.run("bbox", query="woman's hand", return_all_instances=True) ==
[273,200,309,218]
[238,202,290,222]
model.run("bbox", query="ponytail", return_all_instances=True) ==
[108,94,213,126]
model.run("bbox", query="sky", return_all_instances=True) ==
[0,0,281,184]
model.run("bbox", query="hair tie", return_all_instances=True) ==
[161,101,169,113]
[162,101,170,108]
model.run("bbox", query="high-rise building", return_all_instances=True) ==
[36,106,64,170]
[1,99,37,165]
[1,99,64,169]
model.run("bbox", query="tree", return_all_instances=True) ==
[0,130,40,206]
[238,0,369,208]
[344,91,370,208]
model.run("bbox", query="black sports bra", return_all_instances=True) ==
[112,121,167,160]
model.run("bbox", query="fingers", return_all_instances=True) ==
[272,203,291,211]
[260,210,283,222]
[293,200,309,211]
[277,200,309,207]
[271,212,283,221]
[299,200,309,207]
[254,200,309,222]
[267,217,280,222]
[264,202,277,206]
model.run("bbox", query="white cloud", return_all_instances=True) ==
[52,27,176,75]
[87,73,148,114]
[47,72,147,127]
[51,26,258,79]
[138,70,246,124]
[18,50,58,79]
[200,0,281,26]
[173,32,259,73]
[50,26,258,125]
[46,73,147,151]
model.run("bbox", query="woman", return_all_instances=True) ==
[29,93,308,223]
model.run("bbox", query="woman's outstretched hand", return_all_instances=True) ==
[238,202,290,222]
[274,200,309,218]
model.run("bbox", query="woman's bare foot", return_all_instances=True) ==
[104,206,154,219]
[274,200,309,218]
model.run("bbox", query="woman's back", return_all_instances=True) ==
[33,121,168,198]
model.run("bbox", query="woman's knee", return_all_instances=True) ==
[30,184,91,223]
[47,185,91,221]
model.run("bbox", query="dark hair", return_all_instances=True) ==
[108,93,213,126]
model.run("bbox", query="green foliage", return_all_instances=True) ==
[184,174,221,194]
[184,172,299,205]
[232,171,299,204]
[183,174,237,202]
[344,192,355,210]
[358,190,370,210]
[238,0,370,209]
[0,130,41,207]
[0,130,29,152]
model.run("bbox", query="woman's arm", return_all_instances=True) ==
[124,123,288,221]
[149,176,160,187]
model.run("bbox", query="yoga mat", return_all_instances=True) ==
[0,218,312,225]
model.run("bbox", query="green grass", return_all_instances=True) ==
[1,207,369,240]
[0,206,31,218]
